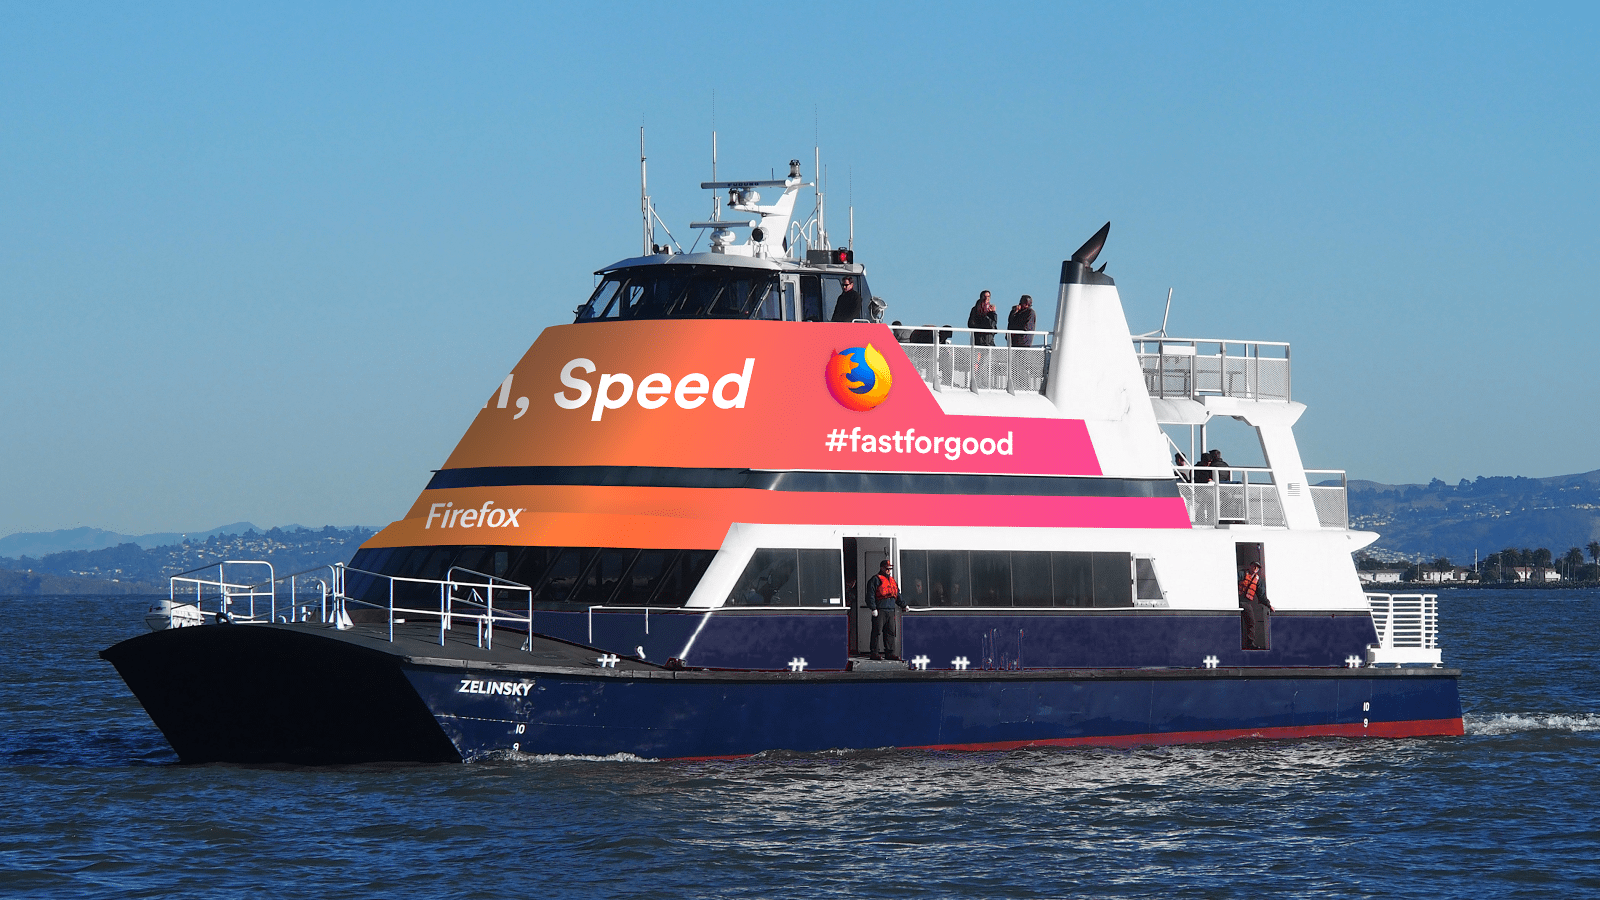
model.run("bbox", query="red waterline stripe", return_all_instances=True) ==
[671,718,1465,761]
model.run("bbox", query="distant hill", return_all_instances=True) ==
[0,525,378,595]
[1350,470,1600,562]
[0,522,262,558]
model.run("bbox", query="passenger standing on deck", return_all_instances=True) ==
[968,291,998,388]
[1006,294,1036,347]
[865,559,907,660]
[1174,451,1191,482]
[1238,561,1271,650]
[1208,449,1233,484]
[968,291,998,343]
[831,276,863,322]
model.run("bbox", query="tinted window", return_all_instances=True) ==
[576,266,780,322]
[898,550,930,608]
[970,551,1011,607]
[1052,552,1094,607]
[1012,552,1053,607]
[728,549,801,606]
[796,548,843,606]
[537,548,593,604]
[346,545,712,609]
[573,548,636,606]
[928,550,969,607]
[1091,552,1133,608]
[800,275,824,321]
[612,549,675,606]
[584,279,625,319]
[850,551,1135,608]
[452,547,490,578]
[1135,558,1163,601]
[653,550,716,606]
[508,547,560,591]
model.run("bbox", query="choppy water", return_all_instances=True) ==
[3,591,1598,899]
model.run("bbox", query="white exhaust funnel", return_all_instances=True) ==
[1044,224,1172,478]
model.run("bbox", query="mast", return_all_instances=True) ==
[815,146,827,249]
[640,128,650,255]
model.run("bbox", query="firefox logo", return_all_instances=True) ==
[825,344,893,411]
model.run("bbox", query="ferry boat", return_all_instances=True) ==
[102,152,1461,764]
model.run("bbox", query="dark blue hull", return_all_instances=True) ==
[103,622,1462,765]
[411,665,1462,761]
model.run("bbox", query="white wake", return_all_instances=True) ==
[480,750,659,764]
[1465,712,1600,735]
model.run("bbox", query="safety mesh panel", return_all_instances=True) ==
[1311,487,1348,529]
[899,343,1048,393]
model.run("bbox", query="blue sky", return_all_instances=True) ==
[3,2,1597,536]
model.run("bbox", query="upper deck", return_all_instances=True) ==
[1134,337,1291,403]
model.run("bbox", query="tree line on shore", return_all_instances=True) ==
[1357,542,1600,583]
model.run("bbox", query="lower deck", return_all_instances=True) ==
[102,620,1463,764]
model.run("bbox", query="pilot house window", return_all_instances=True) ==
[576,265,869,323]
[576,266,781,321]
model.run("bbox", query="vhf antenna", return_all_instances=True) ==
[640,126,650,255]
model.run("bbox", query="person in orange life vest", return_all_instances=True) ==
[865,559,908,660]
[1238,561,1272,650]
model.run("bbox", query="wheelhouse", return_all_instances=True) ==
[576,257,872,323]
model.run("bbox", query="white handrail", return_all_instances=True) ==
[335,563,535,650]
[164,558,540,651]
[167,560,275,626]
[1133,336,1291,350]
[1365,593,1442,666]
[1135,337,1291,402]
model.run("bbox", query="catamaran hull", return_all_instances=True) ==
[103,623,1462,764]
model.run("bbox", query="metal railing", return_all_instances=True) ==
[336,564,534,649]
[896,326,1052,394]
[1135,338,1291,402]
[1175,466,1284,527]
[160,562,336,629]
[165,560,276,626]
[161,560,537,651]
[1172,466,1349,529]
[1365,593,1442,666]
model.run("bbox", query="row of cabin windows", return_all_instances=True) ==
[344,545,1166,611]
[346,545,715,608]
[897,550,1158,608]
[728,549,1164,609]
[576,266,870,323]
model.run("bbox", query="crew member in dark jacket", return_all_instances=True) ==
[1006,294,1036,347]
[865,559,907,660]
[830,276,863,322]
